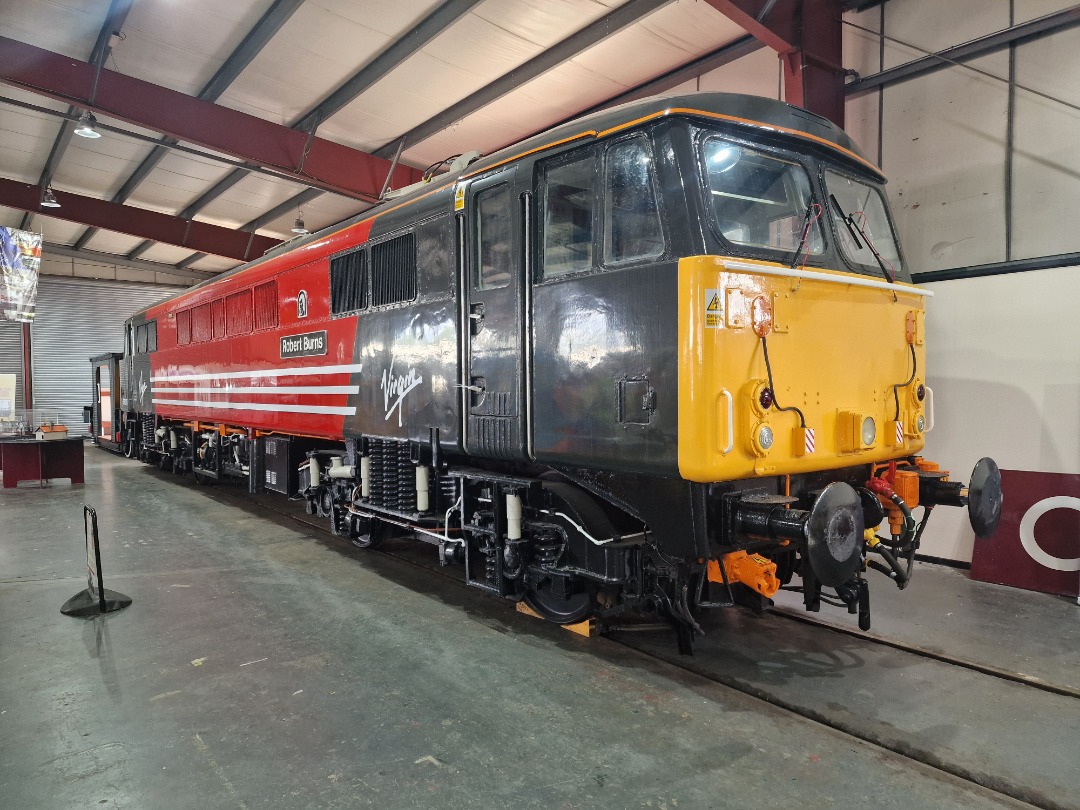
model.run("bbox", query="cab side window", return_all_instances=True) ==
[476,184,512,290]
[543,153,595,278]
[540,135,664,280]
[605,137,664,265]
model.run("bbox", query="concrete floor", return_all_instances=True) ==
[0,448,1058,809]
[772,562,1080,695]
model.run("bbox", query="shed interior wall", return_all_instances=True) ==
[6,0,1077,563]
[694,0,1080,562]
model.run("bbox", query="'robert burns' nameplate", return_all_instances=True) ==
[280,330,327,358]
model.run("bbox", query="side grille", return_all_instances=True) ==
[330,249,367,315]
[139,413,155,447]
[469,415,515,459]
[253,281,278,330]
[365,438,417,512]
[371,233,417,307]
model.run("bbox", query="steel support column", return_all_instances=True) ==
[781,0,844,126]
[703,0,846,127]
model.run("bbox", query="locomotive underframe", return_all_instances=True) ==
[123,411,962,650]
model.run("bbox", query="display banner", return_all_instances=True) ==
[61,503,133,617]
[971,469,1080,599]
[0,226,42,322]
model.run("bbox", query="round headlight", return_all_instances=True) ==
[758,425,774,450]
[916,414,925,432]
[861,417,876,446]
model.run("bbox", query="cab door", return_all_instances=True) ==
[463,167,529,460]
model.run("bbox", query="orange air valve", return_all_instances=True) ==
[867,472,919,535]
[708,551,781,598]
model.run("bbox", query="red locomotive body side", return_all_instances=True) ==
[145,219,376,440]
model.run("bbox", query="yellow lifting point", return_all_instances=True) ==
[515,601,596,638]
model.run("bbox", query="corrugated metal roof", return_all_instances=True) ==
[0,0,785,281]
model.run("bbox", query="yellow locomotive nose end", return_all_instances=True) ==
[676,255,929,483]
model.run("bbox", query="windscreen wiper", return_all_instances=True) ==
[829,194,892,283]
[829,194,863,249]
[789,201,820,269]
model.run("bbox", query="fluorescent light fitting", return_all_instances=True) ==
[41,188,61,208]
[74,111,101,139]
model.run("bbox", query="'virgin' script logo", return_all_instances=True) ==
[381,357,423,427]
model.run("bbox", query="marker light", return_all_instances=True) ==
[759,387,774,410]
[757,425,774,450]
[751,295,773,337]
[861,417,877,447]
[916,384,926,401]
[917,414,926,432]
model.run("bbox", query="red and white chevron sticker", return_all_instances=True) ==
[895,421,904,444]
[804,427,815,455]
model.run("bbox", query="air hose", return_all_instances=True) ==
[867,543,910,589]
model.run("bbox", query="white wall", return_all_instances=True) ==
[921,266,1080,560]
[1012,25,1080,259]
[871,3,1080,559]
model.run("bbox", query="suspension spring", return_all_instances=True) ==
[533,528,563,568]
[438,474,458,510]
[395,442,413,510]
[369,439,387,507]
[481,542,499,584]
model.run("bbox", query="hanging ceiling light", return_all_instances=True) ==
[74,111,101,139]
[41,187,61,208]
[291,210,308,234]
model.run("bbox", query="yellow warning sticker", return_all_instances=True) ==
[705,288,723,329]
[454,184,465,211]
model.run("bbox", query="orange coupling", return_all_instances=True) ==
[868,469,920,534]
[708,551,781,598]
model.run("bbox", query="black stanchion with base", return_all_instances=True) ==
[61,505,133,617]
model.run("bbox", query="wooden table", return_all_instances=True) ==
[0,437,85,488]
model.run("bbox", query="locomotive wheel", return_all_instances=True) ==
[319,489,334,518]
[350,517,389,549]
[157,453,172,472]
[523,578,596,625]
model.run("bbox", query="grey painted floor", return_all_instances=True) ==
[0,449,1059,809]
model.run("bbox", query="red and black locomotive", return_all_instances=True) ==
[105,93,1001,649]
